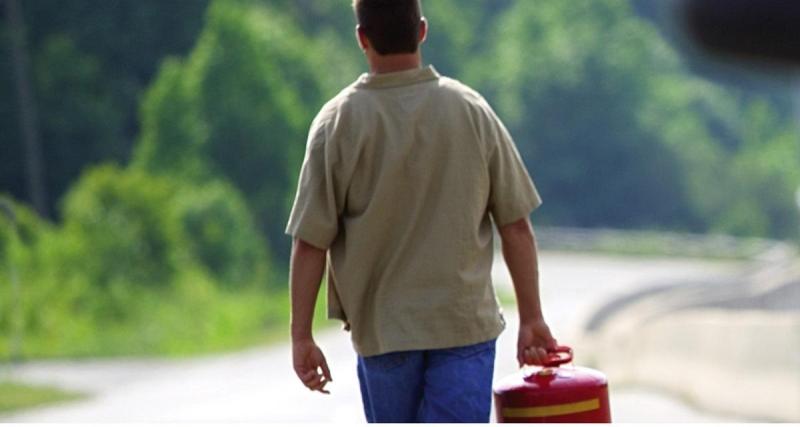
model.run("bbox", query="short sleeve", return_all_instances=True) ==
[484,105,542,226]
[285,117,342,249]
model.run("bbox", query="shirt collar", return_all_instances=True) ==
[355,65,440,89]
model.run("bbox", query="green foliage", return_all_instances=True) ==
[0,195,53,261]
[267,0,370,92]
[637,75,728,231]
[0,195,54,344]
[641,76,800,238]
[134,0,329,261]
[173,180,269,288]
[34,270,286,357]
[60,164,270,290]
[1,0,210,217]
[60,165,185,290]
[5,0,799,248]
[421,0,485,79]
[473,0,694,229]
[21,0,209,83]
[134,58,209,179]
[0,165,280,358]
[716,102,800,238]
[32,34,127,215]
[0,265,288,358]
[0,382,83,413]
[459,0,800,239]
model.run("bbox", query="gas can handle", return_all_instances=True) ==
[541,345,573,367]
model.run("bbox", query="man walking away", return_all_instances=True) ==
[286,0,557,422]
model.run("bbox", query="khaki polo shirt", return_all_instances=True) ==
[286,65,541,357]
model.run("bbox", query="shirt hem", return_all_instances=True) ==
[351,320,506,357]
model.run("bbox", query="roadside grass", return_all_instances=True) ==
[0,279,336,416]
[0,274,333,360]
[12,288,290,359]
[0,382,84,414]
[7,228,790,360]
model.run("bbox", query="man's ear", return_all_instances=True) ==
[418,17,428,45]
[355,25,369,51]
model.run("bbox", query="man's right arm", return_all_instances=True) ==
[290,237,332,394]
[498,216,557,367]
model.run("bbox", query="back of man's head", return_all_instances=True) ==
[353,0,422,55]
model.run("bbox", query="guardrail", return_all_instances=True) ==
[561,226,800,421]
[530,226,797,261]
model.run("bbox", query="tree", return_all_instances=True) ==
[474,0,697,229]
[173,180,270,289]
[0,0,209,218]
[60,164,270,291]
[3,0,47,217]
[134,0,330,261]
[716,101,800,238]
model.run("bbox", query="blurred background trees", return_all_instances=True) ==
[1,0,210,218]
[133,0,332,260]
[1,0,798,357]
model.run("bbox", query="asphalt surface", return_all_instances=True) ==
[1,251,748,422]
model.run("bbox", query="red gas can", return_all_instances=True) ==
[493,346,611,423]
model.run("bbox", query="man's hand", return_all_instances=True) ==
[517,318,558,367]
[292,338,333,394]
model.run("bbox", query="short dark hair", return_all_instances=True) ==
[353,0,422,55]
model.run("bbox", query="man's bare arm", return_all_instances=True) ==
[290,237,332,394]
[498,217,557,367]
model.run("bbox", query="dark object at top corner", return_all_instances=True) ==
[682,0,800,66]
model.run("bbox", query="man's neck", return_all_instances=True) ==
[368,52,422,74]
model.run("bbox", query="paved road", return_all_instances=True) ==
[1,252,748,422]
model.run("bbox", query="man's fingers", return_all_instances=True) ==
[529,348,543,365]
[299,370,317,382]
[314,378,330,393]
[519,348,530,366]
[314,379,331,394]
[305,375,326,390]
[520,346,551,366]
[536,347,548,362]
[320,357,333,382]
[522,348,534,365]
[306,377,331,394]
[302,371,322,388]
[293,343,332,395]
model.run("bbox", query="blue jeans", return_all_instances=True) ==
[356,339,496,423]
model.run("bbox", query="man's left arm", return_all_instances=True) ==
[290,237,332,394]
